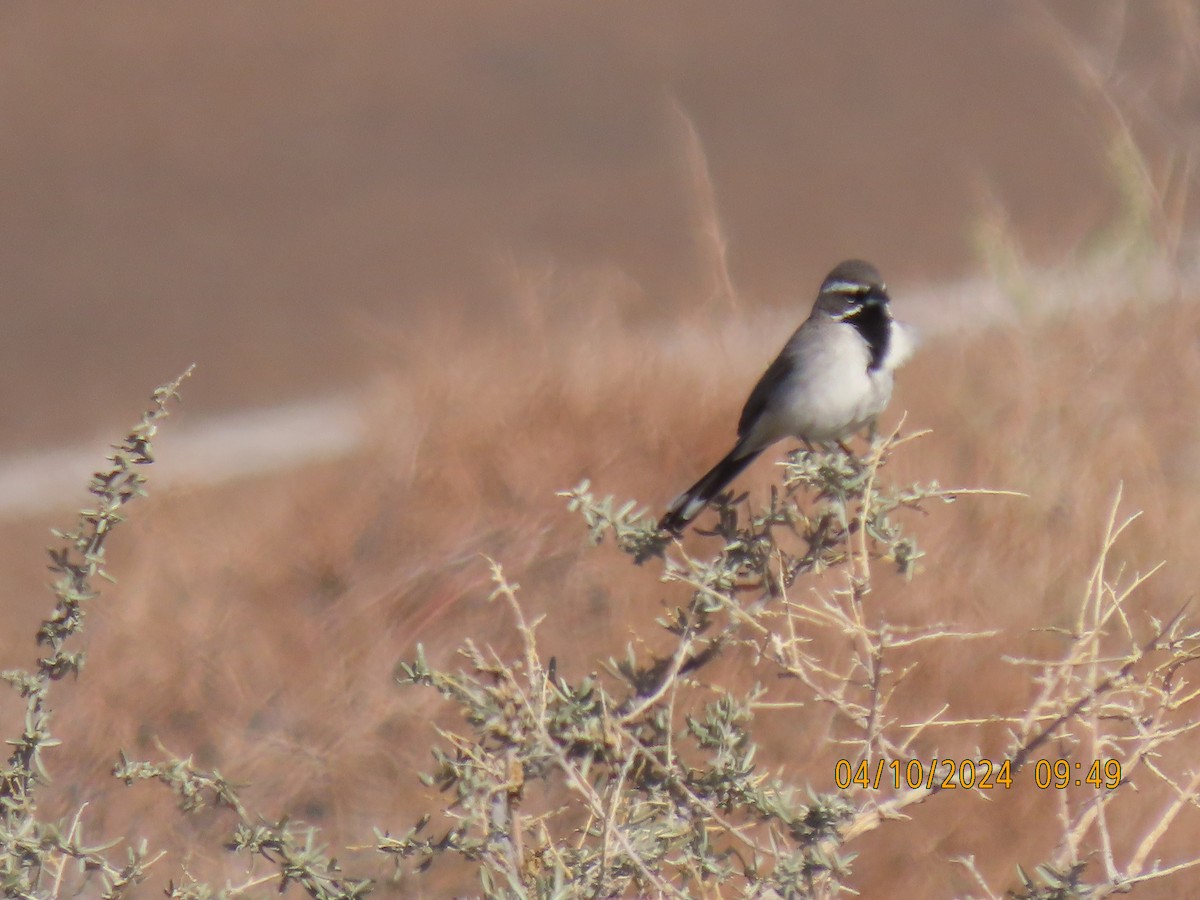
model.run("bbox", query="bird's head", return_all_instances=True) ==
[815,259,890,320]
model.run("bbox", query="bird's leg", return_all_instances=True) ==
[866,416,881,447]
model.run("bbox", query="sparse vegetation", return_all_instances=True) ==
[4,344,1200,897]
[3,6,1200,898]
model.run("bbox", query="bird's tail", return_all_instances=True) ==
[659,443,762,534]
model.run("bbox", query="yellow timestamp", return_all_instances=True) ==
[833,758,1122,791]
[1033,758,1122,789]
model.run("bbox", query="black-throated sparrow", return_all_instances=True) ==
[659,259,915,534]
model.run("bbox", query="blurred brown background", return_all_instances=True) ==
[2,2,1200,897]
[4,0,1190,453]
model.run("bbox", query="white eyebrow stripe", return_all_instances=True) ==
[824,280,867,294]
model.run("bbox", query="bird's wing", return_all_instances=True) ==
[737,342,797,439]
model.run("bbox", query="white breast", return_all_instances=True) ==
[882,320,919,371]
[742,320,898,448]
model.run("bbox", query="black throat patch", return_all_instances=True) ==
[846,304,890,371]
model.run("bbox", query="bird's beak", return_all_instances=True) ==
[863,286,889,307]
